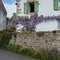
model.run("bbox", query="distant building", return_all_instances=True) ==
[9,13,17,27]
[0,0,7,31]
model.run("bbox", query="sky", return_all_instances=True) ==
[2,0,16,18]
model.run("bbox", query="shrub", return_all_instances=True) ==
[6,44,60,60]
[6,26,16,32]
[6,44,36,56]
[7,44,20,52]
[19,48,35,56]
[52,30,56,34]
[36,32,45,37]
[13,33,17,38]
[56,30,60,33]
[22,28,32,34]
[0,32,12,48]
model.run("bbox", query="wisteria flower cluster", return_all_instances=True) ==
[12,13,60,30]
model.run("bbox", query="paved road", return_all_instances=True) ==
[0,49,37,60]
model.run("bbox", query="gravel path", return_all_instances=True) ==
[0,49,37,60]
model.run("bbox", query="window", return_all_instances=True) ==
[28,2,34,13]
[24,1,39,14]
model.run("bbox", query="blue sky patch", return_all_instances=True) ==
[3,0,15,4]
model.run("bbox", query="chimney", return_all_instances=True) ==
[15,0,21,16]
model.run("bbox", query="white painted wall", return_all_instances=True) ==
[19,0,60,16]
[38,0,60,16]
[35,20,58,32]
[18,0,28,16]
[0,11,7,31]
[57,20,60,30]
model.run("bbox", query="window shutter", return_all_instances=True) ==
[34,0,39,13]
[54,0,58,10]
[24,3,28,14]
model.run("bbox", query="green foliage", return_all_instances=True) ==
[52,30,56,33]
[7,44,20,52]
[0,32,12,48]
[6,44,35,56]
[56,30,60,33]
[21,28,32,34]
[6,26,16,32]
[11,26,16,31]
[52,30,60,33]
[22,30,30,34]
[18,48,35,56]
[36,32,45,37]
[6,44,60,60]
[13,33,17,38]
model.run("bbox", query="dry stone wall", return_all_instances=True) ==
[9,32,60,51]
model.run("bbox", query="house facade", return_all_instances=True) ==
[15,0,60,32]
[0,0,7,31]
[16,0,60,16]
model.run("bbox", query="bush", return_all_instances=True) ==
[0,32,12,48]
[55,30,60,33]
[6,26,16,32]
[51,30,60,34]
[13,33,17,38]
[22,28,32,34]
[6,44,60,60]
[36,32,45,37]
[7,44,35,56]
[19,48,35,56]
[52,30,56,34]
[7,44,20,52]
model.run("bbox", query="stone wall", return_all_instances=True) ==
[9,32,60,51]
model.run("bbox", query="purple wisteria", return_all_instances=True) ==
[12,13,60,30]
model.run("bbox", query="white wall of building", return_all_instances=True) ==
[57,20,60,30]
[0,11,7,31]
[38,0,60,16]
[19,0,60,16]
[18,0,27,16]
[35,20,58,32]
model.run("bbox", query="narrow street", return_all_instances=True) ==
[0,49,37,60]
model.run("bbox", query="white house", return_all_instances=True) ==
[15,0,60,32]
[16,0,60,16]
[0,0,7,31]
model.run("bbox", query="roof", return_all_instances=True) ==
[0,0,7,14]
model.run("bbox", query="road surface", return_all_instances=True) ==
[0,49,37,60]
